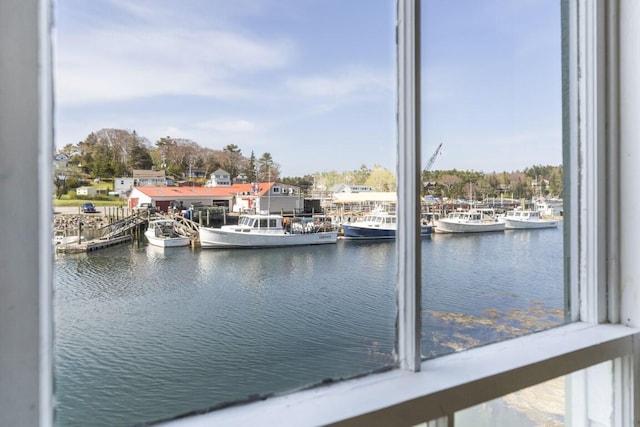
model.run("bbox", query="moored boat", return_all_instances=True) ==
[498,209,559,229]
[434,210,505,233]
[342,209,432,240]
[533,198,561,217]
[145,219,191,248]
[199,212,338,248]
[54,231,82,245]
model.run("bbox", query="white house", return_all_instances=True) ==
[75,186,96,197]
[114,177,134,197]
[205,168,232,187]
[132,169,167,187]
[53,153,69,170]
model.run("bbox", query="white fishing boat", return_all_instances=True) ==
[145,219,191,248]
[54,231,81,245]
[199,212,338,248]
[530,195,564,217]
[434,210,505,234]
[498,209,559,229]
[342,208,432,240]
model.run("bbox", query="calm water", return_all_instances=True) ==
[54,225,564,426]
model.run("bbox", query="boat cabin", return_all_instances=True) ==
[238,214,282,230]
[508,210,541,219]
[446,209,497,222]
[447,211,482,221]
[363,213,396,225]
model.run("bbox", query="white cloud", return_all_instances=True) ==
[55,25,293,105]
[285,67,391,100]
[53,0,562,175]
[196,118,257,132]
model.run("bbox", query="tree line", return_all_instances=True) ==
[58,128,279,184]
[57,128,562,200]
[424,165,563,201]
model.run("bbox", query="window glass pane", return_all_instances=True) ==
[53,1,396,425]
[421,0,566,359]
[455,375,565,426]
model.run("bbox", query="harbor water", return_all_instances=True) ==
[54,225,564,426]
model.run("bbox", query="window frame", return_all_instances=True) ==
[1,0,639,426]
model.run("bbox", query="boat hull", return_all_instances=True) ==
[144,231,191,248]
[145,219,191,247]
[500,218,559,229]
[342,224,432,240]
[434,220,505,233]
[199,227,338,248]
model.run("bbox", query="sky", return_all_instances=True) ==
[53,0,562,177]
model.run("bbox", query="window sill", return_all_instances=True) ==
[161,322,639,427]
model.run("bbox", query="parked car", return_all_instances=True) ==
[81,202,98,213]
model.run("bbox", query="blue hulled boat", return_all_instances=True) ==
[341,208,432,240]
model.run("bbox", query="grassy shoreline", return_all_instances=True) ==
[53,199,125,207]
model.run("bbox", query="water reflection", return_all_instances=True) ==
[54,227,563,426]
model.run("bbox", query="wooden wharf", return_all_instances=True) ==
[55,211,201,253]
[55,235,134,254]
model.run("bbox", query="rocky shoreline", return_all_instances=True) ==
[54,213,110,233]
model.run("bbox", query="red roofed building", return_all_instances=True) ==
[128,182,303,214]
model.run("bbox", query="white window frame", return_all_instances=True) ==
[1,0,639,426]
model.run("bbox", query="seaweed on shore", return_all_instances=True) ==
[423,303,564,358]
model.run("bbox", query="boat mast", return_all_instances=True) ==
[268,167,271,215]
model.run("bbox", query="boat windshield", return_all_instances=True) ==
[239,217,254,227]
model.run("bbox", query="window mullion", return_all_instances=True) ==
[426,416,451,427]
[576,0,608,324]
[569,0,638,425]
[396,0,422,372]
[605,0,620,325]
[0,0,54,426]
[619,0,640,421]
[619,0,640,330]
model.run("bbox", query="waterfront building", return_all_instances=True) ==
[127,181,303,214]
[330,183,374,193]
[325,191,397,218]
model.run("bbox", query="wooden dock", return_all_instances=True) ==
[55,211,148,254]
[54,212,202,254]
[55,235,133,254]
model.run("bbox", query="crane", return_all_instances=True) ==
[423,143,443,189]
[423,142,443,173]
